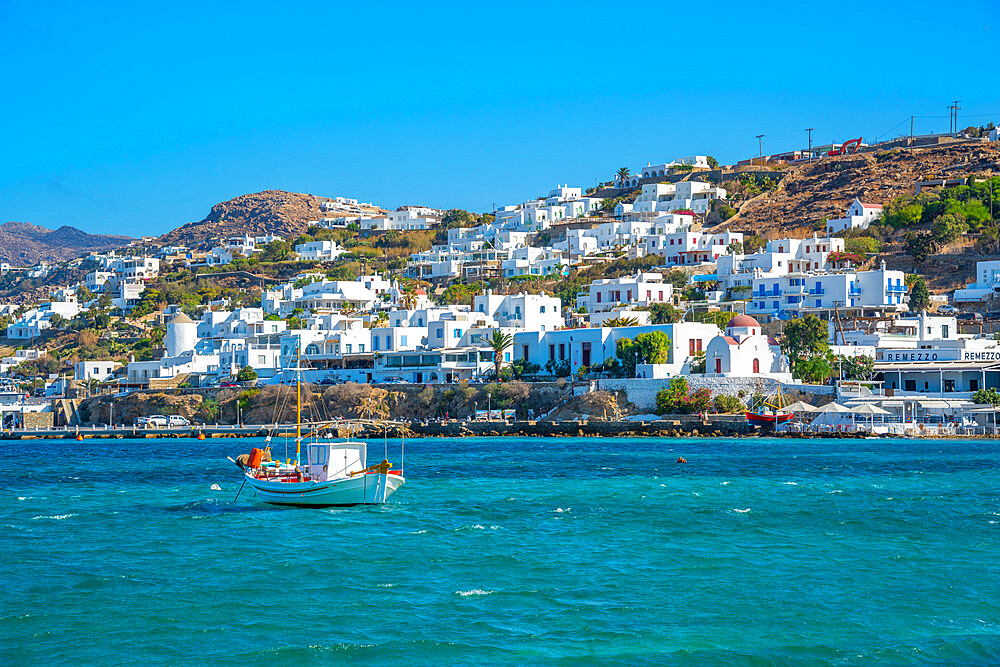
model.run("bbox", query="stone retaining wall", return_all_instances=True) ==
[598,377,834,412]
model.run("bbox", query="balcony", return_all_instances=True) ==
[849,287,862,296]
[886,284,908,293]
[808,288,825,295]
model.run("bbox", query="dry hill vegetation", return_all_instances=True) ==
[719,142,1000,235]
[158,190,384,247]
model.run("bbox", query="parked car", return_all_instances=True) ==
[319,378,336,386]
[957,312,983,322]
[220,381,238,388]
[938,305,958,315]
[382,377,406,384]
[146,415,169,427]
[168,415,190,427]
[135,416,150,427]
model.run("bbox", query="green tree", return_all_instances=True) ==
[838,355,874,381]
[487,330,513,380]
[647,302,683,324]
[976,225,1000,254]
[616,166,630,185]
[236,365,258,382]
[706,156,719,169]
[794,355,834,384]
[633,331,671,364]
[909,277,931,312]
[972,388,1000,405]
[742,235,766,254]
[261,240,291,262]
[844,236,882,255]
[931,213,968,244]
[780,315,829,361]
[905,232,937,262]
[616,337,637,377]
[712,393,744,414]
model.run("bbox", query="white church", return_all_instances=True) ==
[703,314,792,381]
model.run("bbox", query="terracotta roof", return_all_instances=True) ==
[860,202,883,209]
[727,314,761,328]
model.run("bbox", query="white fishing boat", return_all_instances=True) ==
[229,347,405,507]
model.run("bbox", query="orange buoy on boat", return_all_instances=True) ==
[76,435,83,441]
[197,433,206,440]
[677,456,687,463]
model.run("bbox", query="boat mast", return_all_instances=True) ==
[296,344,302,466]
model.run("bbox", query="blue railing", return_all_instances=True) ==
[849,288,862,296]
[886,284,907,293]
[809,288,825,295]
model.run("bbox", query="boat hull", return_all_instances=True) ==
[746,411,794,425]
[246,473,405,507]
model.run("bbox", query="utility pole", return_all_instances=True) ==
[755,134,765,166]
[805,128,814,162]
[910,115,914,143]
[948,100,961,135]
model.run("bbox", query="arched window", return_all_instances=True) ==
[305,343,320,355]
[752,358,760,374]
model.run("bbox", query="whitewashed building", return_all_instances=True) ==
[580,272,675,315]
[295,240,346,262]
[954,260,1000,302]
[704,315,791,380]
[826,198,883,235]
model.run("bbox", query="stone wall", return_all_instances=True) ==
[598,377,834,412]
[22,412,54,429]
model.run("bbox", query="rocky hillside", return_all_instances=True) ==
[718,141,1000,235]
[159,190,384,246]
[0,222,131,265]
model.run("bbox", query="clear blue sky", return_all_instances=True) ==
[1,0,997,236]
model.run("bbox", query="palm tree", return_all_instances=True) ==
[401,286,418,310]
[487,329,514,381]
[616,167,630,186]
[602,315,641,328]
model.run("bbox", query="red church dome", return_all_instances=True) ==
[726,314,760,329]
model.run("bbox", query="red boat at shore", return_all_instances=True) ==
[745,411,794,425]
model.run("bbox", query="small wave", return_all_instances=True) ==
[456,524,485,531]
[553,507,570,513]
[829,490,843,494]
[782,481,798,486]
[720,481,730,486]
[17,496,32,501]
[456,589,494,597]
[409,529,428,535]
[32,514,76,520]
[377,583,396,588]
[733,508,751,514]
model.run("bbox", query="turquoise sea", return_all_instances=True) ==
[2,436,1000,665]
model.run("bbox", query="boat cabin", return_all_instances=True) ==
[307,441,367,482]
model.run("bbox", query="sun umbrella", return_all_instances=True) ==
[850,404,891,415]
[818,402,853,413]
[778,401,819,413]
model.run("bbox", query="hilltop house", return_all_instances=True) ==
[826,198,883,235]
